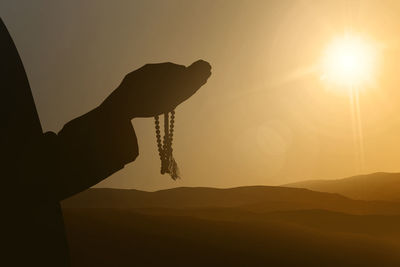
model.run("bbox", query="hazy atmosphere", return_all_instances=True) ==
[3,0,400,191]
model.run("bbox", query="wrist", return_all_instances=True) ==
[98,99,132,123]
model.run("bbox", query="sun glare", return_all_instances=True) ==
[322,35,378,88]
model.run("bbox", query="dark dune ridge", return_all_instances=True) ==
[62,184,400,266]
[63,186,400,215]
[284,172,400,201]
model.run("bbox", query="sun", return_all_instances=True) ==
[321,35,378,88]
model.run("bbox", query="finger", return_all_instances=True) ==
[144,62,186,69]
[187,60,212,87]
[160,60,212,111]
[179,60,212,98]
[187,60,212,79]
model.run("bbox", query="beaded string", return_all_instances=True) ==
[154,115,164,173]
[154,110,180,180]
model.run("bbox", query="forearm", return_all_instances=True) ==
[56,105,139,200]
[14,105,139,203]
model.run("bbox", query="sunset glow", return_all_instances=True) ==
[322,35,378,88]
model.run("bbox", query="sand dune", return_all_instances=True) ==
[63,185,400,266]
[284,172,400,201]
[63,186,400,215]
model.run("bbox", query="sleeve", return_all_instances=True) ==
[15,106,139,203]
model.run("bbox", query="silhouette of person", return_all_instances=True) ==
[1,18,211,266]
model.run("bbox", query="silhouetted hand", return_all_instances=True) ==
[101,60,212,119]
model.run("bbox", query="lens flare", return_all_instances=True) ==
[320,34,381,172]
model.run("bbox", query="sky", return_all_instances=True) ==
[3,0,400,191]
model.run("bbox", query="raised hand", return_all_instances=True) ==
[101,60,212,119]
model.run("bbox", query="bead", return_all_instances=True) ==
[153,110,179,179]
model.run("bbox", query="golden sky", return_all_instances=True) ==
[3,0,400,191]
